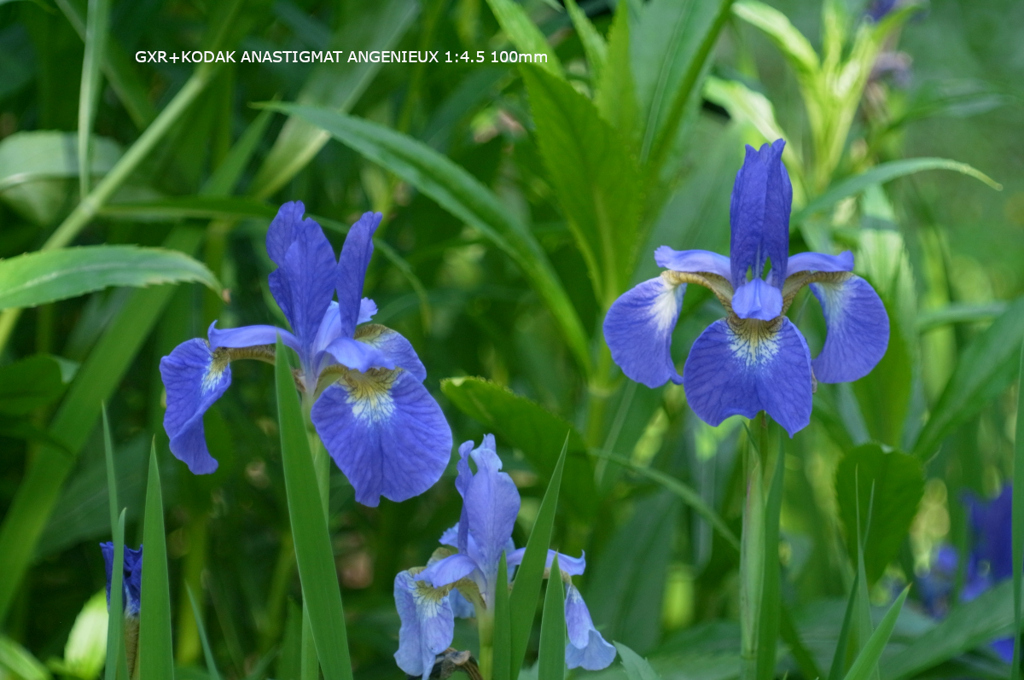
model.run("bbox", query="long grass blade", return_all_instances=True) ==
[138,445,174,680]
[77,0,111,196]
[187,586,222,680]
[104,510,126,680]
[843,588,909,680]
[1011,341,1024,680]
[537,553,565,680]
[493,554,511,680]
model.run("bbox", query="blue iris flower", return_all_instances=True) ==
[392,435,615,678]
[603,140,890,436]
[159,202,452,506]
[100,542,143,616]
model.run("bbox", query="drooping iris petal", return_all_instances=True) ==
[207,321,298,353]
[417,553,478,588]
[354,324,427,381]
[808,274,889,383]
[393,571,454,680]
[603,276,685,388]
[323,336,395,374]
[732,279,783,321]
[682,318,813,436]
[100,543,144,616]
[564,585,617,670]
[654,247,732,279]
[159,339,231,474]
[786,250,854,274]
[311,369,451,506]
[505,549,586,578]
[337,212,383,338]
[729,140,792,287]
[267,204,338,354]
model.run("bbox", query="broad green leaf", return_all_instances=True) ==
[493,554,511,680]
[138,446,174,680]
[0,226,202,625]
[912,296,1024,459]
[537,553,566,680]
[732,1,819,89]
[441,376,596,515]
[274,336,352,680]
[593,4,636,137]
[249,0,417,198]
[509,439,567,677]
[835,445,924,584]
[843,588,909,680]
[0,636,50,680]
[50,590,107,680]
[1012,343,1024,678]
[615,643,660,680]
[0,355,66,415]
[795,158,1001,223]
[483,0,562,76]
[77,0,111,196]
[187,586,222,680]
[0,245,221,311]
[564,0,606,80]
[101,197,276,223]
[632,0,733,171]
[521,64,643,305]
[264,103,590,374]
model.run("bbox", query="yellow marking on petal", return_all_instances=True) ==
[202,348,230,394]
[781,270,851,315]
[353,323,391,345]
[340,367,400,423]
[727,317,783,367]
[663,270,735,312]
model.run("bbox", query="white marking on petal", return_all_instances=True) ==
[650,279,683,332]
[342,368,398,423]
[201,353,228,394]
[728,320,782,367]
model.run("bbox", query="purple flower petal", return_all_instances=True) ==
[354,325,427,381]
[311,369,451,506]
[603,276,685,388]
[323,336,395,374]
[207,321,299,353]
[729,140,792,287]
[337,212,383,338]
[100,542,144,616]
[393,570,454,679]
[416,553,478,589]
[732,279,783,321]
[439,523,459,548]
[159,339,231,474]
[809,274,889,383]
[787,251,854,274]
[358,298,377,324]
[506,549,586,578]
[564,585,617,670]
[654,247,732,279]
[682,318,813,436]
[462,443,520,595]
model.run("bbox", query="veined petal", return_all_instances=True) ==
[564,585,617,670]
[654,247,732,279]
[207,321,298,353]
[394,570,455,680]
[159,339,231,474]
[311,369,451,506]
[787,250,854,274]
[355,324,427,381]
[267,204,337,352]
[337,212,383,338]
[682,318,813,436]
[729,140,792,287]
[603,276,685,388]
[416,553,478,589]
[732,279,783,321]
[809,274,889,383]
[463,444,520,591]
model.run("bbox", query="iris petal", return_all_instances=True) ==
[654,247,732,279]
[463,445,520,593]
[729,140,792,287]
[506,549,586,578]
[732,279,783,321]
[337,212,383,338]
[207,321,298,353]
[809,274,889,383]
[416,553,478,589]
[564,585,617,670]
[603,276,685,388]
[311,369,451,506]
[100,543,144,616]
[787,250,854,274]
[159,339,231,474]
[323,336,395,373]
[682,318,813,436]
[354,324,427,381]
[393,571,455,680]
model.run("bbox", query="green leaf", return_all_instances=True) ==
[0,245,221,311]
[0,636,51,680]
[1012,342,1024,679]
[509,438,567,677]
[916,301,1008,332]
[593,4,636,137]
[202,108,274,197]
[615,643,660,680]
[795,158,1002,223]
[103,511,127,680]
[756,430,785,680]
[731,1,819,89]
[835,444,924,585]
[564,0,606,80]
[912,296,1024,458]
[264,103,591,374]
[55,590,108,680]
[483,0,562,76]
[521,64,643,304]
[77,0,111,196]
[842,588,909,680]
[538,553,566,680]
[138,446,174,680]
[274,336,352,680]
[101,196,276,223]
[249,0,417,199]
[493,554,511,680]
[187,586,222,680]
[441,376,596,516]
[0,355,67,415]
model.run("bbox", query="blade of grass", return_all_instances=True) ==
[104,509,126,680]
[77,0,111,196]
[508,436,567,677]
[1011,341,1024,680]
[102,404,118,552]
[493,554,511,680]
[274,336,352,680]
[537,553,565,680]
[138,445,174,680]
[187,585,222,680]
[842,588,909,680]
[828,572,860,680]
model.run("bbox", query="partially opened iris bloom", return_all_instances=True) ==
[159,202,452,506]
[603,140,889,435]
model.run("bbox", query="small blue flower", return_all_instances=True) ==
[100,542,143,616]
[603,140,889,436]
[393,436,615,676]
[159,202,452,506]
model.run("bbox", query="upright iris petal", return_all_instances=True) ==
[603,139,889,437]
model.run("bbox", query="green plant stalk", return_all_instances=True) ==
[474,594,495,680]
[739,419,766,680]
[0,65,219,354]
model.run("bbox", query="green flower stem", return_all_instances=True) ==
[739,416,766,680]
[469,590,494,680]
[299,391,332,680]
[0,65,219,354]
